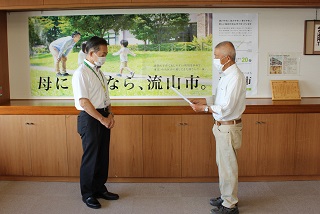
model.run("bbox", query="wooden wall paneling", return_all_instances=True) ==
[0,11,9,105]
[294,113,320,175]
[143,115,182,178]
[0,0,43,7]
[181,115,217,177]
[43,0,130,5]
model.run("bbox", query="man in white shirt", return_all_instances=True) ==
[72,36,119,209]
[191,41,246,214]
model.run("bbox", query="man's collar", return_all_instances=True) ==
[84,59,101,69]
[222,64,237,76]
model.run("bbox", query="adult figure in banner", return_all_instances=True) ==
[72,36,119,209]
[190,41,246,214]
[49,31,81,76]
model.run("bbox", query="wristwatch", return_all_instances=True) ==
[204,105,209,113]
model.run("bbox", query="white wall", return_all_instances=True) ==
[7,8,320,99]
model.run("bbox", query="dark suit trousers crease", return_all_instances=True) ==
[77,110,110,200]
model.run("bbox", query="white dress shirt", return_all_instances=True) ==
[210,64,246,121]
[72,59,111,110]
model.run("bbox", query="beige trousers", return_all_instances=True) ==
[49,45,67,73]
[213,123,242,208]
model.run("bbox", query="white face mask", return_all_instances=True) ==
[94,53,106,67]
[213,56,229,72]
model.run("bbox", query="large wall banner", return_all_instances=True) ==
[29,13,213,98]
[212,13,258,96]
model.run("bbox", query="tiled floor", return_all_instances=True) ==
[0,180,320,214]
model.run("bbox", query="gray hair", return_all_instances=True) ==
[215,41,236,61]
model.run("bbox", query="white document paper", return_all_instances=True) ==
[170,87,192,105]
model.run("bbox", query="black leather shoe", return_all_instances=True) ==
[210,197,238,207]
[82,196,101,209]
[95,191,119,200]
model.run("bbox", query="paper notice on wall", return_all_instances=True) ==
[268,53,300,75]
[212,13,258,96]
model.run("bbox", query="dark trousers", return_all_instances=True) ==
[77,110,110,200]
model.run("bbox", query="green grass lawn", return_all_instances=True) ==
[30,50,213,97]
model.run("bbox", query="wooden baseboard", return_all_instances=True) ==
[1,175,320,183]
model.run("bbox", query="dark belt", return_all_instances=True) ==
[96,107,109,113]
[215,119,242,126]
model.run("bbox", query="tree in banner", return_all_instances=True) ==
[130,14,190,45]
[59,15,136,42]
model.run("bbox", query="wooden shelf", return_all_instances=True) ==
[1,98,320,115]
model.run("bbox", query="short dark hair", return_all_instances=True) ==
[120,39,129,47]
[85,36,109,53]
[81,41,87,53]
[71,31,81,38]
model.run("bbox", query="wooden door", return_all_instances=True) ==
[143,115,181,177]
[181,115,216,177]
[109,115,143,177]
[27,115,68,176]
[238,114,259,176]
[65,115,82,177]
[257,114,296,176]
[0,115,32,176]
[295,113,320,175]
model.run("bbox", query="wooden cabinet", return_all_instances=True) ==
[223,0,306,2]
[132,0,220,2]
[239,114,296,176]
[0,0,43,7]
[109,115,143,178]
[65,115,82,177]
[28,115,68,176]
[238,114,259,177]
[0,115,68,176]
[181,115,216,177]
[143,115,182,177]
[256,114,296,176]
[294,113,320,175]
[0,116,32,176]
[2,112,320,181]
[143,115,216,178]
[66,115,143,178]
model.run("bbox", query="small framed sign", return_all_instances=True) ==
[270,80,301,101]
[304,20,320,55]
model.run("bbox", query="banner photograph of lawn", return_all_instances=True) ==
[29,13,213,98]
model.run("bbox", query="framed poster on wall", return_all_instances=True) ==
[304,20,320,55]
